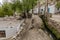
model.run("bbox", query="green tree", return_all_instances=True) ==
[1,0,38,17]
[0,7,4,17]
[2,2,13,16]
[21,0,38,18]
[22,0,37,13]
[56,1,60,9]
[11,0,38,18]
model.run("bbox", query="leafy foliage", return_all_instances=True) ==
[0,0,38,17]
[0,2,13,17]
[56,1,60,8]
[2,2,13,16]
[0,7,4,17]
[22,0,37,13]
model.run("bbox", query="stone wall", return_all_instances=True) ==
[46,19,60,39]
[49,19,60,33]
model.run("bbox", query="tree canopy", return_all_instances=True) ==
[56,1,60,8]
[0,0,38,17]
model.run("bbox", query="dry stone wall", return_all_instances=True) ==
[49,19,60,33]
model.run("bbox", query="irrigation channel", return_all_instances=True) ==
[40,15,58,40]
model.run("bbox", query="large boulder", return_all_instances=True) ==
[32,15,44,29]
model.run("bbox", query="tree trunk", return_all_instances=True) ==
[38,1,40,15]
[44,0,49,21]
[25,10,28,18]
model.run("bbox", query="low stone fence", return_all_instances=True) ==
[41,15,60,40]
[49,19,60,33]
[46,19,60,39]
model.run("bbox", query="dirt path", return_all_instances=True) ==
[9,15,52,40]
[22,28,51,40]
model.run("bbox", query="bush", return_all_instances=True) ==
[0,3,14,17]
[56,1,60,9]
[0,7,4,17]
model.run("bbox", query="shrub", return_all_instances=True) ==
[0,7,4,17]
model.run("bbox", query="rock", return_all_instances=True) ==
[32,15,44,29]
